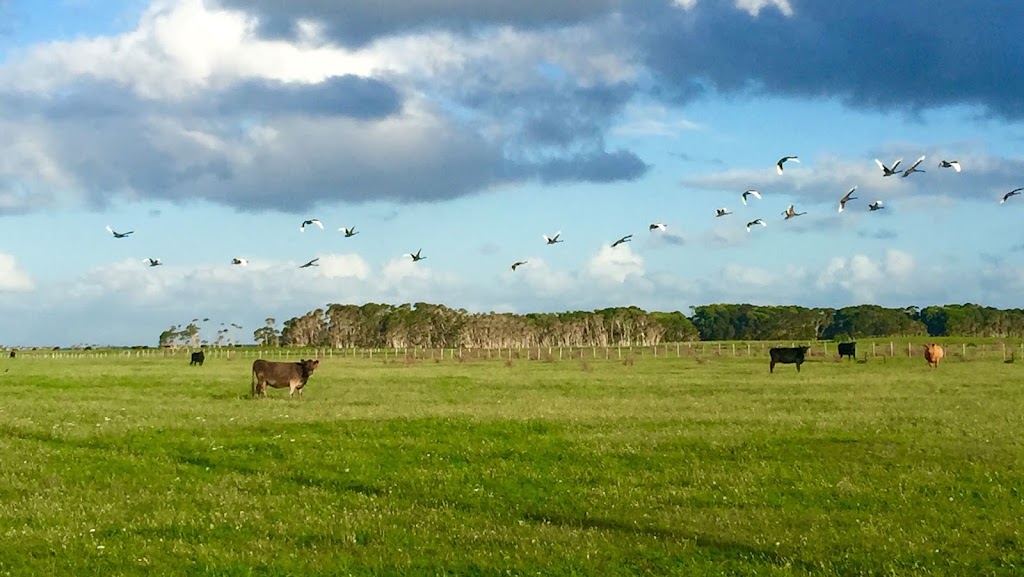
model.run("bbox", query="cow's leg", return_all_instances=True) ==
[796,362,801,372]
[770,360,775,373]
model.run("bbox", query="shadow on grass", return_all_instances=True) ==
[520,511,814,570]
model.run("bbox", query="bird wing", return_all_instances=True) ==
[910,155,925,169]
[952,161,962,172]
[313,220,324,229]
[890,159,902,171]
[106,225,114,235]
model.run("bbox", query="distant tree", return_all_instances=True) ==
[254,317,280,347]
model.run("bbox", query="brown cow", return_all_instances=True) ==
[923,344,944,368]
[251,358,320,398]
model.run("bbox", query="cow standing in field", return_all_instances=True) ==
[251,358,320,398]
[837,342,856,361]
[924,344,944,368]
[769,346,810,373]
[190,351,205,366]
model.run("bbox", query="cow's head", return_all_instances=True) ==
[299,358,320,379]
[799,346,810,353]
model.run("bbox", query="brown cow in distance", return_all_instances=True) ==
[923,344,944,368]
[251,358,320,398]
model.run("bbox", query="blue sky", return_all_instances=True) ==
[1,0,1023,346]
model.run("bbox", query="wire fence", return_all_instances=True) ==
[8,340,1024,363]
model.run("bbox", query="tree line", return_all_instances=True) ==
[221,302,1024,349]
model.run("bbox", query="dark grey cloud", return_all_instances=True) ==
[635,0,1024,119]
[0,73,645,213]
[217,75,402,118]
[530,149,649,183]
[213,0,622,47]
[0,75,401,121]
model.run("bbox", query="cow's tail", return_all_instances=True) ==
[251,367,258,398]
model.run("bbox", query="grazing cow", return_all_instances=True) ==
[923,344,944,368]
[8,350,14,359]
[251,358,320,398]
[190,351,205,366]
[769,346,811,373]
[837,342,856,361]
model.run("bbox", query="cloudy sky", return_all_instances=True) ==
[1,0,1023,346]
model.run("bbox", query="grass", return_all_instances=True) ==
[0,352,1021,576]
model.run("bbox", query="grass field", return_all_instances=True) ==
[0,351,1022,576]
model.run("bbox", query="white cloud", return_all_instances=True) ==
[316,253,371,280]
[508,257,574,297]
[815,249,918,303]
[0,0,381,99]
[0,253,33,292]
[672,0,794,17]
[735,0,794,17]
[585,243,644,284]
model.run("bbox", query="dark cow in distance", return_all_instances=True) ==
[8,350,14,359]
[769,346,811,373]
[251,358,320,398]
[837,342,856,361]
[190,351,205,366]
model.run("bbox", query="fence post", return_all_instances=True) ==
[962,343,966,358]
[890,342,894,357]
[907,342,911,358]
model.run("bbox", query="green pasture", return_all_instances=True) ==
[0,350,1021,575]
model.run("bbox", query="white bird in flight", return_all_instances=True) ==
[409,249,426,262]
[837,186,859,213]
[741,189,762,205]
[938,160,962,173]
[543,232,563,245]
[874,158,902,177]
[299,258,320,268]
[611,235,633,248]
[232,258,248,266]
[300,219,324,232]
[901,155,926,178]
[746,219,766,232]
[339,227,359,237]
[776,156,799,175]
[511,261,528,271]
[1000,188,1024,204]
[782,205,806,220]
[106,225,134,238]
[145,258,162,267]
[868,201,885,211]
[716,208,733,217]
[649,223,667,232]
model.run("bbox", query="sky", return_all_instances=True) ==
[1,0,1023,346]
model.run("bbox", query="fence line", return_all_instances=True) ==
[8,340,1024,362]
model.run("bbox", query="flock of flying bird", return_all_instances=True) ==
[103,154,1022,272]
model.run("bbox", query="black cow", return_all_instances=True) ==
[190,351,205,366]
[8,350,14,359]
[837,342,856,360]
[251,358,320,398]
[769,346,810,373]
